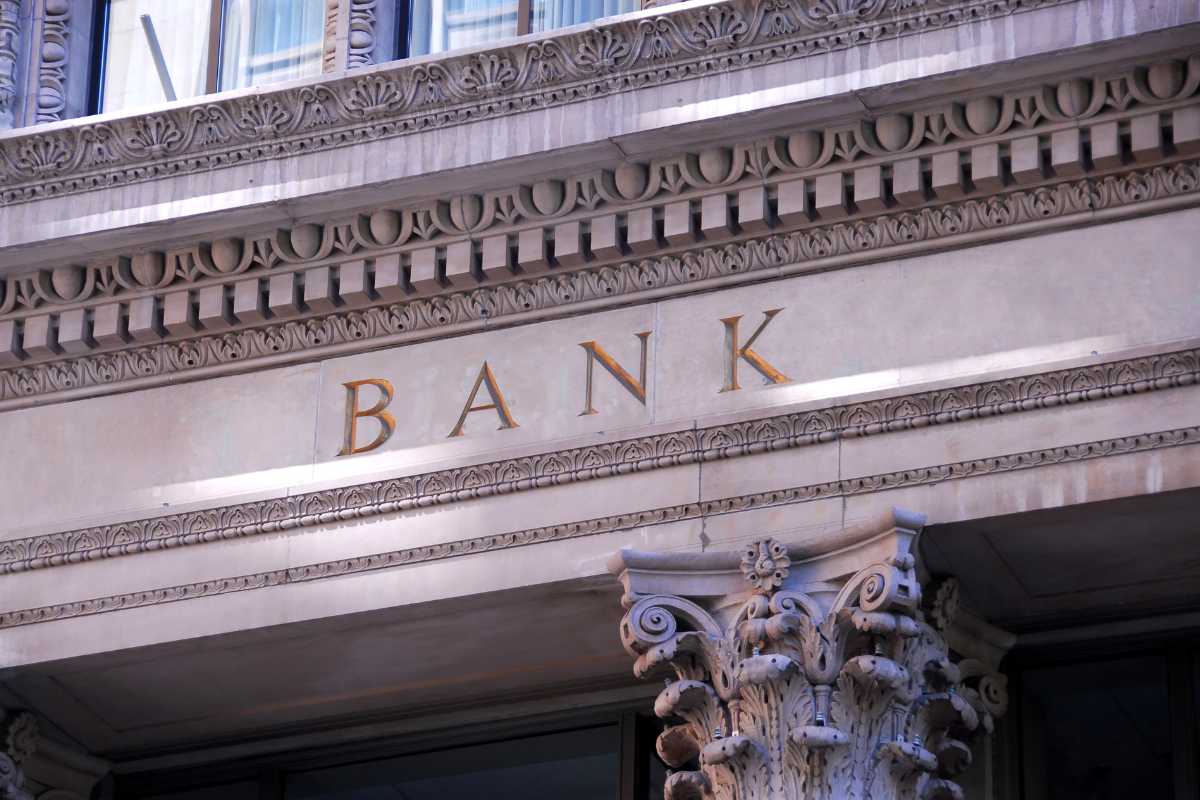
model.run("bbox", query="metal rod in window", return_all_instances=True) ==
[138,14,177,101]
[517,0,532,35]
[205,0,224,94]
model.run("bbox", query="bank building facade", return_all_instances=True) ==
[1,0,1199,798]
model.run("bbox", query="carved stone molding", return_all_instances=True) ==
[2,150,1199,408]
[33,0,68,125]
[0,0,1084,204]
[0,0,18,130]
[322,0,340,72]
[0,710,37,800]
[347,0,378,68]
[0,341,1195,576]
[610,511,1014,799]
[3,424,1196,630]
[323,0,381,73]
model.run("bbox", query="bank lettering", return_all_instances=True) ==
[338,311,788,455]
[339,379,397,456]
[579,331,651,416]
[448,361,519,438]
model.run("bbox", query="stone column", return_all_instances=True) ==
[609,509,1013,800]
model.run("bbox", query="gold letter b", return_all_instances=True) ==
[339,379,396,456]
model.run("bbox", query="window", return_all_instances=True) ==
[403,0,637,57]
[287,725,619,799]
[1011,641,1200,800]
[91,0,640,114]
[96,0,325,114]
[116,711,667,800]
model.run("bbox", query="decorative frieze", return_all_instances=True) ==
[0,0,1086,204]
[0,346,1195,576]
[3,425,1197,629]
[611,512,1012,800]
[1,151,1198,408]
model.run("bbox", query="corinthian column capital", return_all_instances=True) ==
[608,508,1013,800]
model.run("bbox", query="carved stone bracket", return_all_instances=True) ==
[0,711,37,800]
[610,509,1014,800]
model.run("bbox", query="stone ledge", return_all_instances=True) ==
[3,423,1196,630]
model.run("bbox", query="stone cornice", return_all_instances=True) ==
[1,346,1196,575]
[4,50,1197,319]
[3,424,1196,629]
[0,0,1081,205]
[1,150,1199,409]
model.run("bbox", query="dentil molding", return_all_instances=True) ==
[0,0,1084,203]
[3,424,1197,630]
[0,346,1196,576]
[1,151,1199,408]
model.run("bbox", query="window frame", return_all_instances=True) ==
[113,704,666,800]
[1005,632,1200,800]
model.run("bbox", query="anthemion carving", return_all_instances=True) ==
[0,710,36,800]
[611,510,1012,800]
[0,0,18,130]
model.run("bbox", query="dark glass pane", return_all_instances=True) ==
[1021,655,1173,800]
[287,725,618,799]
[144,782,259,800]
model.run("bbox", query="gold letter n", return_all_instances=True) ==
[720,309,789,392]
[579,331,651,416]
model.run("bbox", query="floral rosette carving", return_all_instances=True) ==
[741,539,790,593]
[618,538,1007,800]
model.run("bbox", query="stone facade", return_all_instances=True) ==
[0,1,1198,797]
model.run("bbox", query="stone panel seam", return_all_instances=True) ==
[2,157,1199,408]
[3,424,1195,629]
[1,348,1196,574]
